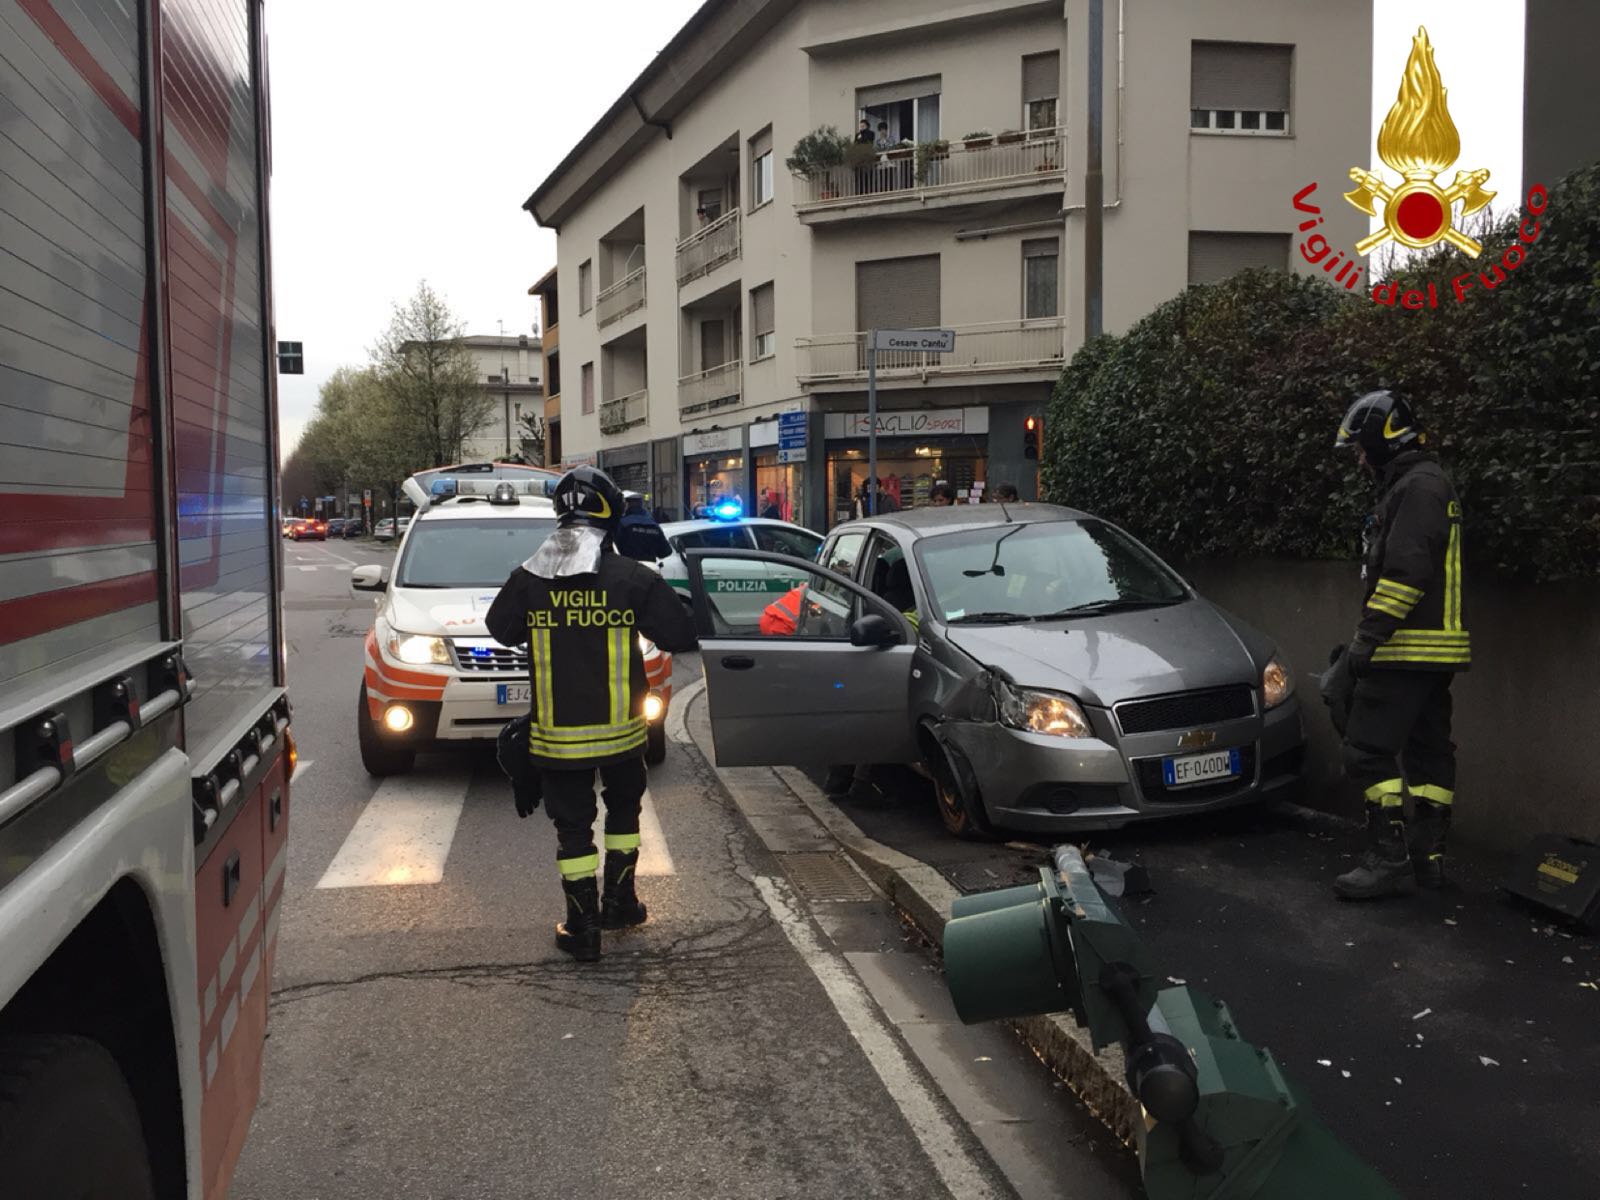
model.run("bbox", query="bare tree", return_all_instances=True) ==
[372,281,492,467]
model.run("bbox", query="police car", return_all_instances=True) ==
[350,464,674,775]
[654,499,824,617]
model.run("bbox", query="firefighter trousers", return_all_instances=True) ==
[542,756,648,881]
[1342,670,1457,811]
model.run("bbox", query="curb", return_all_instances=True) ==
[673,678,1141,1145]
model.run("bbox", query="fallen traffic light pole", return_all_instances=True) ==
[944,846,1401,1199]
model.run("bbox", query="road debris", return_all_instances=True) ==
[1480,1056,1500,1067]
[1412,1007,1432,1021]
[1317,1059,1333,1067]
[1341,1070,1352,1079]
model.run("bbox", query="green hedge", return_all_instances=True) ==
[1043,162,1600,581]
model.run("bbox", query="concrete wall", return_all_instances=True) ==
[1182,559,1600,853]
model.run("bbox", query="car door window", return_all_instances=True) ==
[822,532,865,578]
[696,556,851,639]
[673,526,753,555]
[864,535,917,616]
[752,524,824,561]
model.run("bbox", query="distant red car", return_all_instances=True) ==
[288,519,326,541]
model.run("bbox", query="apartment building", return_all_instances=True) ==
[525,0,1370,528]
[460,332,542,462]
[530,268,564,466]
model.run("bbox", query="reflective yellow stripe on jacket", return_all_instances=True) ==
[528,627,648,760]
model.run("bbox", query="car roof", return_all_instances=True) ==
[660,517,820,536]
[413,499,559,522]
[832,502,1091,538]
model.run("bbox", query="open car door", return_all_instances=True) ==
[685,549,920,767]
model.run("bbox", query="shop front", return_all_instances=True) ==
[682,427,744,517]
[748,415,807,525]
[598,442,650,496]
[823,406,989,526]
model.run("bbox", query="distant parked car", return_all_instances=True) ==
[373,517,411,542]
[325,518,348,536]
[342,516,365,539]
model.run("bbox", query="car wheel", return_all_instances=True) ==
[0,1035,158,1199]
[358,685,415,777]
[645,721,667,766]
[927,739,991,840]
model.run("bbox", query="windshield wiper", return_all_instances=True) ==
[1033,597,1183,620]
[946,611,1034,625]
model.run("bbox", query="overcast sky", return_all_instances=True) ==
[267,0,1525,453]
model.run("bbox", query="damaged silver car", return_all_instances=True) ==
[683,504,1305,837]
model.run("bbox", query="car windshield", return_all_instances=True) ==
[397,516,557,587]
[915,519,1187,623]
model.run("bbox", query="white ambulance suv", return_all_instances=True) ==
[351,465,674,774]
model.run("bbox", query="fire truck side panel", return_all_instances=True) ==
[161,0,278,767]
[0,0,163,692]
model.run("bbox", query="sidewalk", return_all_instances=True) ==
[680,692,1600,1200]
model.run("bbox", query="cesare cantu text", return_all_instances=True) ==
[527,590,636,628]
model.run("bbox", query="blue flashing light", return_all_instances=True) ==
[430,478,458,498]
[710,497,743,521]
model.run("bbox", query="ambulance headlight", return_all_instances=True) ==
[388,632,451,665]
[643,692,665,722]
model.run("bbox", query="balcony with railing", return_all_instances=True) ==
[596,267,646,328]
[794,128,1065,222]
[796,319,1066,385]
[676,210,741,287]
[678,360,743,417]
[599,388,649,435]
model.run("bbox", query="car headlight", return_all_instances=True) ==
[995,680,1093,739]
[638,634,656,655]
[387,631,451,666]
[1262,654,1294,709]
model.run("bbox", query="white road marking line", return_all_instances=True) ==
[592,788,674,876]
[316,774,469,888]
[753,875,1004,1200]
[310,544,360,567]
[291,759,313,783]
[295,565,317,572]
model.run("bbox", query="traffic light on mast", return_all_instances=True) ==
[1024,414,1042,459]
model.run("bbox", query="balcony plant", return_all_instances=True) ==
[844,140,879,170]
[961,130,993,149]
[996,128,1025,145]
[886,139,914,161]
[785,125,850,179]
[914,139,950,184]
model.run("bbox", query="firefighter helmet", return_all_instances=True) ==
[1335,389,1422,466]
[552,465,624,532]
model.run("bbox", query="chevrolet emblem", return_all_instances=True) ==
[1177,730,1217,750]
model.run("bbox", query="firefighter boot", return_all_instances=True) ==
[1334,805,1417,900]
[1410,800,1451,889]
[601,850,648,930]
[555,877,602,962]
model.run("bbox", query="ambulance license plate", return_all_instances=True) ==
[1163,748,1241,787]
[496,684,532,706]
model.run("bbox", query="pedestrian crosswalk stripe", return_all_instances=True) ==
[316,774,469,888]
[295,565,317,572]
[593,789,674,876]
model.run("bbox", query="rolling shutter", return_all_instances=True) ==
[751,283,775,336]
[856,75,941,110]
[751,126,772,160]
[856,255,940,332]
[1190,42,1292,111]
[1023,52,1060,102]
[1187,232,1290,286]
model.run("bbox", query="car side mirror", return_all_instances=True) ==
[351,564,387,592]
[849,612,900,648]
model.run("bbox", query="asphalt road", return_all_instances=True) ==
[826,765,1600,1200]
[232,539,1137,1200]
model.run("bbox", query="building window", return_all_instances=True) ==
[1187,231,1291,286]
[1190,42,1291,135]
[751,282,775,360]
[579,260,593,313]
[1023,52,1059,131]
[696,188,723,224]
[857,75,941,145]
[581,361,594,414]
[751,127,774,207]
[856,255,940,333]
[1023,238,1059,319]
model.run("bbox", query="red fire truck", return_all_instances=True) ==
[0,1,290,1195]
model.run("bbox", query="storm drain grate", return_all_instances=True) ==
[777,852,876,903]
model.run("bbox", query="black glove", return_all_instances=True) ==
[1346,635,1379,678]
[1318,645,1356,735]
[496,714,542,818]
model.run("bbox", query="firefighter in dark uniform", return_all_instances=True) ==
[1326,390,1469,900]
[487,467,698,960]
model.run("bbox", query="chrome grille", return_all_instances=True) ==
[452,642,527,673]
